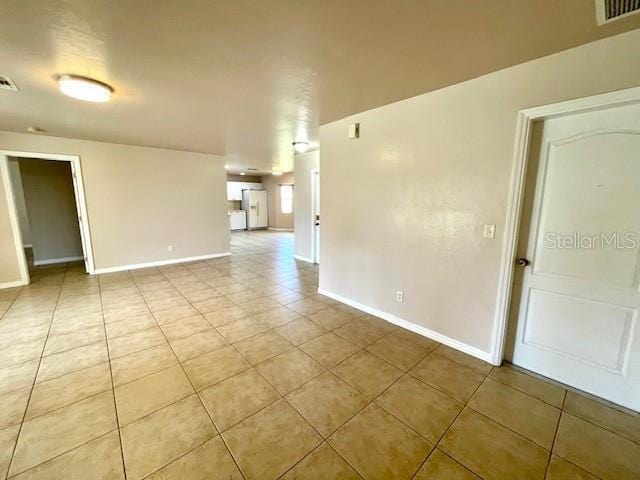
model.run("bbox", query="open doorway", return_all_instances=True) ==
[1,151,94,285]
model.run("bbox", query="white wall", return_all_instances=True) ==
[319,29,640,360]
[17,158,83,264]
[294,151,319,261]
[262,172,294,230]
[7,160,31,246]
[0,132,229,284]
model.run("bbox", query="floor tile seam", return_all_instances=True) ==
[5,427,119,479]
[170,266,256,480]
[137,268,247,480]
[543,391,568,479]
[6,266,67,479]
[363,345,432,373]
[91,274,129,480]
[19,382,113,423]
[424,367,490,480]
[558,402,640,447]
[321,371,424,480]
[115,389,196,429]
[0,289,25,323]
[327,335,404,378]
[428,349,492,379]
[111,359,187,391]
[137,434,232,480]
[39,335,107,358]
[276,440,366,480]
[486,373,567,410]
[548,449,605,480]
[476,376,564,413]
[105,323,167,343]
[209,316,335,446]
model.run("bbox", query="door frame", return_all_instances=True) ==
[490,86,640,365]
[310,168,320,264]
[0,150,96,286]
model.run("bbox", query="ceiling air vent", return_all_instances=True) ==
[0,75,19,91]
[596,0,640,24]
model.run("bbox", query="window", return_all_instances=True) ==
[280,184,293,214]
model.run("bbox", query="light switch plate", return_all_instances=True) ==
[483,224,496,239]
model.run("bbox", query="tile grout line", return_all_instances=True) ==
[0,286,24,323]
[12,237,629,479]
[160,261,335,479]
[549,392,606,480]
[542,389,566,479]
[275,330,439,479]
[147,265,249,480]
[96,273,129,480]
[5,264,68,479]
[5,428,119,478]
[408,365,494,479]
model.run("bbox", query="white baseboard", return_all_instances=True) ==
[318,288,493,364]
[294,255,314,263]
[34,256,84,266]
[93,252,231,275]
[0,279,29,290]
[268,228,294,232]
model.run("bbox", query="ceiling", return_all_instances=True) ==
[1,1,639,173]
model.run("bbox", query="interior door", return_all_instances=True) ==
[312,170,320,264]
[69,162,90,273]
[507,101,640,411]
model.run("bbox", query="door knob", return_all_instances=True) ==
[516,258,531,267]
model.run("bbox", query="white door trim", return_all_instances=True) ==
[0,155,30,286]
[491,86,640,365]
[310,168,319,264]
[0,150,96,280]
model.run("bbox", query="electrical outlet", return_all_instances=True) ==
[483,224,496,239]
[168,245,174,252]
[396,291,404,303]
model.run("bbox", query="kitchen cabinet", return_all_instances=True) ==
[226,182,262,200]
[229,210,247,230]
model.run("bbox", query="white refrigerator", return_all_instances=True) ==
[241,189,268,230]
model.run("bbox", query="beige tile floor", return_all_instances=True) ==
[0,231,639,479]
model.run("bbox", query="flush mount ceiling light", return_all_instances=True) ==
[224,164,229,169]
[271,171,283,176]
[56,74,113,102]
[292,141,309,154]
[27,126,46,133]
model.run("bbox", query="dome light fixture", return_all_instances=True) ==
[292,141,309,154]
[56,74,113,102]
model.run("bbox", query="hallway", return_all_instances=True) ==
[0,231,638,479]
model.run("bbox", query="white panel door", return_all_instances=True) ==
[312,170,320,264]
[508,101,640,411]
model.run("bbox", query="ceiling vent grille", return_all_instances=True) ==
[596,0,640,24]
[0,75,19,91]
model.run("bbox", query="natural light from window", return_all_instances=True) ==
[280,184,293,214]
